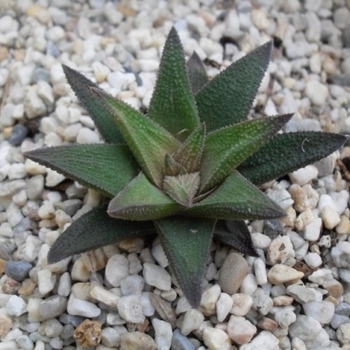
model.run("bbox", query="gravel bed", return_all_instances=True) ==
[0,0,350,349]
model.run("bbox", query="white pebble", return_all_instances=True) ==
[302,301,334,324]
[305,80,329,106]
[240,330,279,350]
[181,309,204,335]
[227,315,257,344]
[303,218,322,241]
[216,293,233,322]
[289,165,318,186]
[231,294,253,316]
[24,89,47,119]
[38,269,56,296]
[6,295,27,316]
[117,295,145,323]
[105,254,129,287]
[304,252,322,269]
[77,127,100,144]
[152,318,172,350]
[67,296,101,318]
[143,263,171,291]
[254,258,268,285]
[203,327,231,350]
[151,244,169,268]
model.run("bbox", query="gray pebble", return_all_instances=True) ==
[59,313,85,327]
[56,199,82,217]
[39,295,68,319]
[331,314,350,329]
[263,219,283,239]
[335,302,350,316]
[16,334,34,350]
[31,67,51,84]
[8,124,28,146]
[0,238,16,260]
[328,73,350,87]
[171,329,196,350]
[4,260,32,282]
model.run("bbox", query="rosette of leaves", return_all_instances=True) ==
[25,28,347,307]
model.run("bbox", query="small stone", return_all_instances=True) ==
[253,258,267,285]
[120,331,156,350]
[8,124,28,146]
[303,252,322,269]
[149,293,175,326]
[4,260,32,282]
[171,329,195,350]
[151,244,169,268]
[303,218,322,241]
[6,295,27,316]
[77,127,100,144]
[289,165,318,186]
[181,309,204,336]
[240,273,258,295]
[117,295,145,323]
[38,269,56,295]
[39,295,68,319]
[251,9,270,30]
[219,252,248,294]
[203,327,232,350]
[267,264,304,284]
[105,254,129,287]
[305,80,329,106]
[267,235,295,265]
[216,293,233,322]
[90,285,119,309]
[321,205,341,230]
[0,314,12,336]
[120,274,144,296]
[68,297,101,318]
[231,293,253,316]
[332,241,350,268]
[200,284,221,317]
[74,319,102,347]
[227,315,257,344]
[337,323,350,345]
[143,263,171,291]
[274,309,297,328]
[257,317,278,332]
[252,288,273,316]
[24,89,47,119]
[303,301,335,324]
[336,216,350,235]
[152,318,172,350]
[240,331,279,350]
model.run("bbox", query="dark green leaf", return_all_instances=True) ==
[24,144,138,197]
[187,51,208,94]
[214,220,258,256]
[48,203,155,263]
[108,172,183,220]
[147,27,199,141]
[200,114,292,192]
[62,65,123,144]
[92,89,181,188]
[196,41,273,132]
[186,170,285,220]
[238,132,349,185]
[154,216,216,307]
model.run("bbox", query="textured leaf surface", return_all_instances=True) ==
[187,51,208,94]
[173,123,206,173]
[48,203,154,263]
[25,145,138,197]
[200,114,292,192]
[62,65,123,143]
[185,171,285,220]
[93,89,181,187]
[214,220,258,256]
[147,27,199,141]
[154,216,216,307]
[196,41,273,132]
[238,132,349,185]
[108,172,183,220]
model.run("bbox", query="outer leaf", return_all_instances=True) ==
[154,217,216,307]
[196,41,273,132]
[185,170,285,220]
[62,65,123,143]
[92,89,181,187]
[147,27,199,141]
[48,203,155,263]
[108,172,183,221]
[187,51,209,94]
[173,123,206,173]
[238,132,349,185]
[24,144,138,197]
[214,220,258,256]
[200,114,292,192]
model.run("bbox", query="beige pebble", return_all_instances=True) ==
[25,4,51,24]
[280,206,296,227]
[90,285,119,309]
[200,284,221,317]
[267,235,295,265]
[0,47,9,61]
[273,295,294,306]
[71,257,91,282]
[267,264,304,284]
[0,314,12,337]
[120,331,156,350]
[323,278,343,299]
[336,215,350,235]
[81,249,107,272]
[203,327,232,350]
[18,278,36,297]
[219,253,248,294]
[227,315,257,345]
[257,317,278,331]
[295,208,314,231]
[321,205,341,230]
[119,238,144,253]
[74,319,102,347]
[231,293,253,316]
[322,56,337,75]
[289,184,307,212]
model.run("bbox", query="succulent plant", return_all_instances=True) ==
[25,28,347,307]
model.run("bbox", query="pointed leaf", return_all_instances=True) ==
[238,132,349,185]
[214,220,258,256]
[164,154,187,176]
[187,51,209,94]
[108,172,183,221]
[185,171,285,220]
[154,217,216,307]
[62,65,123,143]
[25,144,138,197]
[163,172,200,207]
[173,123,206,173]
[92,89,181,187]
[48,203,155,263]
[196,41,273,132]
[147,27,199,141]
[200,114,292,192]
